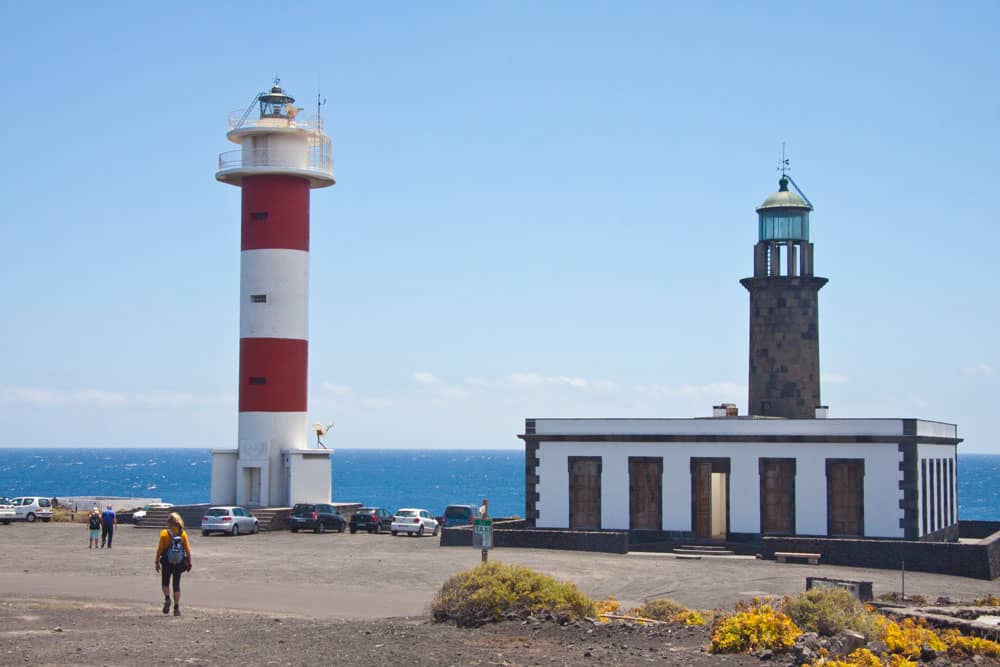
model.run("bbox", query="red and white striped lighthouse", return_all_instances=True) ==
[212,82,334,507]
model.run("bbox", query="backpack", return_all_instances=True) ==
[166,532,186,565]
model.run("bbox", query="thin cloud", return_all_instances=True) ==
[0,386,217,407]
[638,382,743,398]
[964,364,994,376]
[509,373,618,391]
[320,382,354,396]
[413,371,439,385]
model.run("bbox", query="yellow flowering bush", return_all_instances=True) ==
[975,592,1000,607]
[594,595,620,623]
[630,597,688,621]
[941,628,1000,658]
[431,561,595,627]
[804,648,916,667]
[678,610,706,626]
[710,599,802,654]
[877,617,946,658]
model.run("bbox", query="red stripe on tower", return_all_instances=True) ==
[238,338,308,412]
[241,175,310,251]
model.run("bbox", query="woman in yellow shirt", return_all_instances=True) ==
[154,512,192,616]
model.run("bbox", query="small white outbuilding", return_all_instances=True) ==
[520,415,960,541]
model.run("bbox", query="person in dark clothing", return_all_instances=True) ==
[87,508,101,548]
[100,505,116,548]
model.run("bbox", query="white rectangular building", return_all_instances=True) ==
[520,416,960,541]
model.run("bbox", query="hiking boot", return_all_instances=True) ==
[162,598,171,614]
[173,606,181,616]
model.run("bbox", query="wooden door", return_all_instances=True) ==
[761,460,795,534]
[693,461,712,538]
[827,461,863,536]
[568,457,601,529]
[629,458,662,530]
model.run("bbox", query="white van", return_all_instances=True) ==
[9,497,53,523]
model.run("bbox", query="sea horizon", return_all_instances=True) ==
[1,448,998,522]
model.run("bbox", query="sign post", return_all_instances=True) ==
[473,498,492,563]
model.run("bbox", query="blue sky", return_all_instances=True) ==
[1,2,997,451]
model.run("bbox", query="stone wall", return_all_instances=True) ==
[441,521,628,554]
[763,529,1000,580]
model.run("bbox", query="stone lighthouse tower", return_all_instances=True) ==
[210,82,335,507]
[740,174,826,419]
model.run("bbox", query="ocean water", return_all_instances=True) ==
[0,449,997,521]
[0,449,525,518]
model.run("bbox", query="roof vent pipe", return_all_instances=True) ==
[815,405,829,419]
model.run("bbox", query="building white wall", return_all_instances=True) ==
[210,450,238,505]
[284,450,332,505]
[240,131,310,169]
[533,418,907,438]
[535,439,905,538]
[240,249,309,340]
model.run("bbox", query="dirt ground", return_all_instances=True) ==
[1,597,767,667]
[1,522,998,665]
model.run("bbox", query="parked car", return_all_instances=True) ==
[349,507,393,534]
[201,506,259,536]
[132,502,173,525]
[9,497,53,523]
[0,498,14,524]
[287,503,346,534]
[390,508,439,537]
[439,504,475,528]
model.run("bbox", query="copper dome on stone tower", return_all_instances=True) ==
[757,176,812,212]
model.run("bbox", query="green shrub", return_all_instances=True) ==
[631,597,689,622]
[782,587,878,638]
[431,561,596,627]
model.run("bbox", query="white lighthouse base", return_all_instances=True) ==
[283,449,333,506]
[210,448,332,507]
[210,449,239,505]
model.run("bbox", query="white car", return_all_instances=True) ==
[0,499,14,524]
[9,497,53,523]
[201,506,258,536]
[390,508,439,537]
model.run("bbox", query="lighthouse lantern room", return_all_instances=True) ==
[211,81,335,508]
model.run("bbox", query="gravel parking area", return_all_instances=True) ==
[2,522,997,617]
[2,523,998,666]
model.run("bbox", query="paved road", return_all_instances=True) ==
[2,523,996,618]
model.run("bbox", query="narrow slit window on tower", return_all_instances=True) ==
[248,377,267,385]
[250,294,267,303]
[250,211,268,221]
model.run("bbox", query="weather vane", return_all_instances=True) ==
[778,142,790,177]
[273,74,280,87]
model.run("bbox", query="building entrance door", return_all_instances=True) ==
[243,467,262,506]
[568,457,601,529]
[629,457,662,531]
[760,459,795,534]
[692,459,729,540]
[827,460,863,536]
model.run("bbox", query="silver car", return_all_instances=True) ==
[9,497,53,523]
[200,506,258,536]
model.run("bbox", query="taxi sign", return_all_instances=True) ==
[473,518,493,549]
